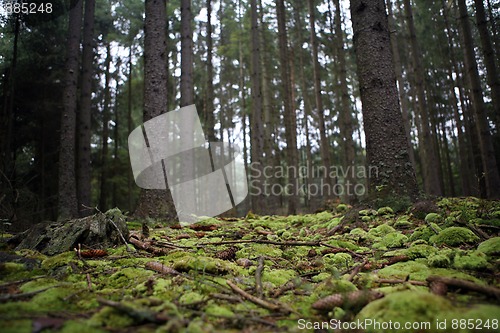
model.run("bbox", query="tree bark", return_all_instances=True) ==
[134,0,177,220]
[78,0,95,217]
[333,0,356,203]
[276,0,299,214]
[349,0,419,201]
[205,0,216,142]
[99,44,112,212]
[250,0,266,213]
[474,0,500,133]
[403,0,442,196]
[58,0,83,220]
[181,0,194,107]
[308,0,334,198]
[458,0,500,198]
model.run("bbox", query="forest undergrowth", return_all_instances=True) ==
[0,197,499,332]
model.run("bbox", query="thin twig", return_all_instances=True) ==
[255,256,264,298]
[226,280,283,312]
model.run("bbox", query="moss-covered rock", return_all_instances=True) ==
[377,206,394,216]
[427,253,451,268]
[429,227,480,246]
[453,251,490,270]
[409,224,441,242]
[477,237,500,256]
[356,291,454,333]
[425,213,443,224]
[368,224,396,237]
[382,232,408,248]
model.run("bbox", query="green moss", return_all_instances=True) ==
[382,232,408,248]
[311,272,332,282]
[453,251,489,270]
[425,213,443,224]
[88,306,135,328]
[359,209,377,216]
[262,269,297,287]
[429,227,480,246]
[236,244,283,259]
[312,278,357,299]
[477,237,500,256]
[336,204,348,212]
[41,251,80,270]
[205,304,234,318]
[427,254,451,268]
[323,253,353,270]
[409,224,441,242]
[378,261,430,281]
[377,206,394,216]
[0,320,32,333]
[60,320,108,333]
[356,291,454,333]
[106,267,154,289]
[179,291,205,306]
[173,255,237,274]
[368,224,396,237]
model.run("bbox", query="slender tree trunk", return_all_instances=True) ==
[249,0,266,213]
[474,0,500,132]
[181,0,194,107]
[134,0,177,220]
[77,0,95,217]
[277,0,299,214]
[458,0,500,198]
[99,44,112,211]
[403,0,442,196]
[386,0,416,170]
[350,0,419,201]
[205,0,216,142]
[308,0,333,198]
[333,0,355,203]
[292,0,313,208]
[127,45,133,211]
[58,0,83,220]
[441,0,472,195]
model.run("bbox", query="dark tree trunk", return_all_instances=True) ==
[308,0,334,198]
[349,0,419,201]
[99,44,112,212]
[78,0,95,217]
[458,0,500,199]
[250,0,266,213]
[134,0,177,221]
[181,0,194,107]
[58,0,83,220]
[205,0,216,142]
[403,0,442,196]
[277,0,299,214]
[474,0,500,132]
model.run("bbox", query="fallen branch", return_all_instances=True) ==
[0,286,57,303]
[255,257,264,298]
[145,261,180,276]
[426,275,500,300]
[376,278,427,286]
[226,280,283,313]
[97,297,169,324]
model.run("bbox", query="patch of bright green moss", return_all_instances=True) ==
[88,306,135,329]
[179,291,205,306]
[356,290,454,333]
[427,254,451,268]
[368,224,396,237]
[477,237,500,256]
[41,251,80,270]
[172,255,237,274]
[205,303,234,318]
[236,244,283,259]
[262,269,297,287]
[409,224,441,242]
[107,267,154,289]
[425,213,443,224]
[323,253,353,270]
[453,251,489,270]
[429,227,480,246]
[311,278,357,299]
[377,206,394,216]
[382,232,408,248]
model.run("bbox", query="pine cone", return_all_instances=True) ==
[216,246,237,260]
[312,290,384,311]
[80,249,108,258]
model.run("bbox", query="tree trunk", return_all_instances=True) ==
[99,44,112,212]
[78,0,95,217]
[276,0,299,214]
[249,0,266,213]
[333,0,356,203]
[349,0,419,201]
[308,0,334,198]
[181,0,194,107]
[386,0,416,170]
[205,0,216,142]
[58,0,83,220]
[474,0,500,133]
[403,0,442,196]
[134,0,177,221]
[458,0,500,198]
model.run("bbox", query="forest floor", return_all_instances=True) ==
[0,197,499,333]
